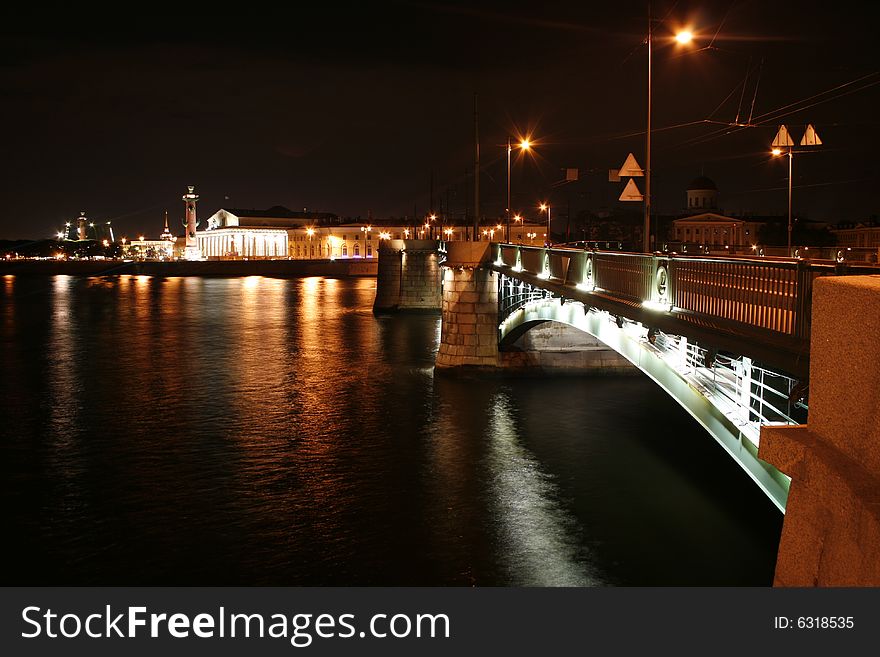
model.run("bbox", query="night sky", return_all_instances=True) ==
[1,0,877,240]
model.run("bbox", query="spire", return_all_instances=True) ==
[160,209,174,242]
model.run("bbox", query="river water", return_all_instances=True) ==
[0,274,782,585]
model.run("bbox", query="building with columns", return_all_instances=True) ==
[670,176,764,247]
[199,206,337,260]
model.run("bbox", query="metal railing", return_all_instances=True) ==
[652,331,806,444]
[498,276,553,324]
[493,243,880,345]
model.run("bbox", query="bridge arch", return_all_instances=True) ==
[499,296,792,512]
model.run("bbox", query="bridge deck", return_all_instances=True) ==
[487,262,810,378]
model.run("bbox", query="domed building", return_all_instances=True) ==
[670,176,764,248]
[686,176,718,212]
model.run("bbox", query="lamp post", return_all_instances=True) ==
[644,4,653,253]
[643,12,695,252]
[506,137,531,243]
[306,227,315,259]
[771,147,794,254]
[771,123,822,255]
[539,202,551,247]
[360,225,371,257]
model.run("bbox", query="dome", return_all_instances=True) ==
[687,176,717,191]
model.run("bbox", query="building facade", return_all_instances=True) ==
[199,206,338,260]
[670,212,764,247]
[832,221,880,248]
[670,176,765,247]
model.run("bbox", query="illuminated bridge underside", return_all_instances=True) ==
[489,262,812,379]
[499,297,792,512]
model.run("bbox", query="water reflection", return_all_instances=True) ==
[0,275,782,585]
[487,390,602,586]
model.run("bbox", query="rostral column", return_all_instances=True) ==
[183,185,202,260]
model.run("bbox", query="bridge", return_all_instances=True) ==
[375,239,880,585]
[488,244,880,512]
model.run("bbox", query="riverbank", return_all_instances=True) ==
[0,259,378,278]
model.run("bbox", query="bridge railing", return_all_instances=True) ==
[493,244,873,344]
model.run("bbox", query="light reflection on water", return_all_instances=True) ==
[0,275,782,585]
[487,390,601,586]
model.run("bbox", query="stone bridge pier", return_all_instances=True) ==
[435,242,500,369]
[759,275,880,586]
[373,239,442,313]
[433,242,633,373]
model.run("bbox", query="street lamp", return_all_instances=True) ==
[643,13,697,252]
[360,225,372,257]
[771,123,823,255]
[539,202,551,247]
[306,227,315,259]
[506,137,531,243]
[770,146,794,253]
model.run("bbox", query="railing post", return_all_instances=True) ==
[740,357,752,424]
[651,254,670,307]
[794,259,812,341]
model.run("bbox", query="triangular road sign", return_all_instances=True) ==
[618,153,644,177]
[619,178,644,202]
[772,124,795,148]
[800,123,823,146]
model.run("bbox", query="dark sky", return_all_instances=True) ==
[2,0,877,239]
